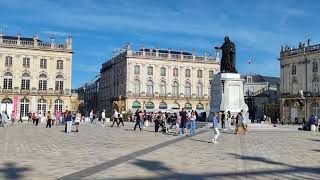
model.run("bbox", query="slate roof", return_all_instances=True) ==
[140,48,192,55]
[242,74,280,86]
[2,35,42,42]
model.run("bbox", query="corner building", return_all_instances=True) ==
[280,41,320,123]
[0,33,76,120]
[99,45,220,116]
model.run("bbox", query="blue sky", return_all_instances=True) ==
[0,0,319,88]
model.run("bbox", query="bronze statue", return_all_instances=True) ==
[215,36,237,73]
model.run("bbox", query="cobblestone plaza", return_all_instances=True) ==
[0,123,319,180]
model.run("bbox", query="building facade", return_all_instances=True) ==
[76,75,100,116]
[0,33,77,120]
[242,74,280,122]
[280,40,320,123]
[99,45,220,116]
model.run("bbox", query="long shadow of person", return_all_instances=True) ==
[0,162,32,180]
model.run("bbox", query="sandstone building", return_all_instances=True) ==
[0,33,78,120]
[99,45,220,116]
[280,40,320,123]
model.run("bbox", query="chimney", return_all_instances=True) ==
[66,36,72,50]
[33,35,39,47]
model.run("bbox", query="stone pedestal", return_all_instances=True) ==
[210,73,248,115]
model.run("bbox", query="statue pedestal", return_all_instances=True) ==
[210,73,248,116]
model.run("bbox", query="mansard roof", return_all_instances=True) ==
[140,48,192,55]
[2,35,42,42]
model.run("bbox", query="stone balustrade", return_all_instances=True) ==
[280,44,320,58]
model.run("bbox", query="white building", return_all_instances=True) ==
[280,40,320,123]
[0,33,78,120]
[99,45,220,116]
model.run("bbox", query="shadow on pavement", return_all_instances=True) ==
[0,162,32,180]
[188,138,211,143]
[308,139,320,142]
[103,155,320,180]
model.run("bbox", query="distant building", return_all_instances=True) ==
[0,33,78,120]
[77,75,100,116]
[99,44,220,116]
[243,74,280,122]
[280,40,320,123]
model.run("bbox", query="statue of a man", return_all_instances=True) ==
[215,36,237,73]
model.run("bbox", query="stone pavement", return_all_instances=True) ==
[0,122,319,180]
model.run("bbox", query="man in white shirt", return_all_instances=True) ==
[111,109,119,127]
[101,110,106,127]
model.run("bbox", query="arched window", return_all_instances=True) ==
[159,102,168,109]
[133,79,140,94]
[173,68,179,77]
[146,80,154,95]
[3,72,13,89]
[292,65,296,75]
[196,82,204,97]
[184,103,192,110]
[313,61,318,72]
[160,81,166,96]
[171,102,180,109]
[1,98,13,104]
[55,74,64,91]
[196,103,204,110]
[21,73,30,90]
[57,60,63,70]
[145,101,154,109]
[38,74,47,90]
[20,98,30,117]
[132,101,141,109]
[184,82,191,97]
[172,81,179,97]
[134,65,140,75]
[160,67,166,76]
[5,56,12,67]
[37,99,47,116]
[54,99,63,113]
[147,66,153,75]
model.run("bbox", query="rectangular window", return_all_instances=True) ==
[209,70,214,78]
[55,81,64,91]
[160,68,166,76]
[40,59,47,69]
[23,58,30,68]
[185,69,190,77]
[57,60,63,70]
[134,65,140,75]
[173,68,179,77]
[147,66,153,75]
[197,70,203,78]
[39,80,47,90]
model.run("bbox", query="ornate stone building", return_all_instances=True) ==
[99,45,220,116]
[0,33,78,121]
[280,40,320,123]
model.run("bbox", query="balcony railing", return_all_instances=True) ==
[129,50,214,61]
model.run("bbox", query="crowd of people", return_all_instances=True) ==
[0,110,82,133]
[299,115,320,131]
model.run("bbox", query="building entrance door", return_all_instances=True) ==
[291,108,298,123]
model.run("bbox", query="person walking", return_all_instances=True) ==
[65,111,72,133]
[11,111,16,126]
[89,110,94,124]
[18,113,23,123]
[221,112,226,131]
[101,110,106,127]
[117,111,125,127]
[154,112,160,133]
[75,111,81,132]
[46,111,52,128]
[1,111,8,128]
[27,111,32,125]
[55,111,61,126]
[133,110,142,131]
[212,112,220,144]
[111,109,119,127]
[227,111,232,132]
[190,111,197,136]
[240,110,248,134]
[179,108,187,135]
